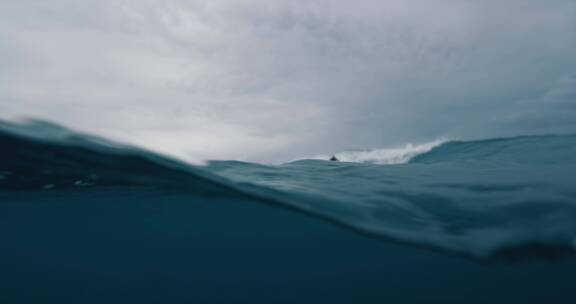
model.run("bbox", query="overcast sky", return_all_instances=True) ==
[1,0,575,162]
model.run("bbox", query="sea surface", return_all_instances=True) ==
[1,119,576,303]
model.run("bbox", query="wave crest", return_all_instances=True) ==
[304,140,446,164]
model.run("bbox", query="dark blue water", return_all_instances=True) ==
[1,120,576,303]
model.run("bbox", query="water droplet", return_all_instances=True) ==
[74,180,94,187]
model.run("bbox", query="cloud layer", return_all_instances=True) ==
[1,0,575,162]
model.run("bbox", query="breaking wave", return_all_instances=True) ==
[306,140,445,164]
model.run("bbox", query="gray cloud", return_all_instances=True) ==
[1,0,575,162]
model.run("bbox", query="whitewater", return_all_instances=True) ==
[1,119,576,259]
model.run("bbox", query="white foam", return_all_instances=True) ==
[309,139,446,165]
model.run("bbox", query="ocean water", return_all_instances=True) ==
[1,119,576,303]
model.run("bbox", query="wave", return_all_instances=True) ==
[411,135,576,165]
[302,140,445,164]
[1,119,576,260]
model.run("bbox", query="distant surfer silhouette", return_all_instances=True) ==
[329,155,339,161]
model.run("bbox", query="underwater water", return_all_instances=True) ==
[1,120,576,303]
